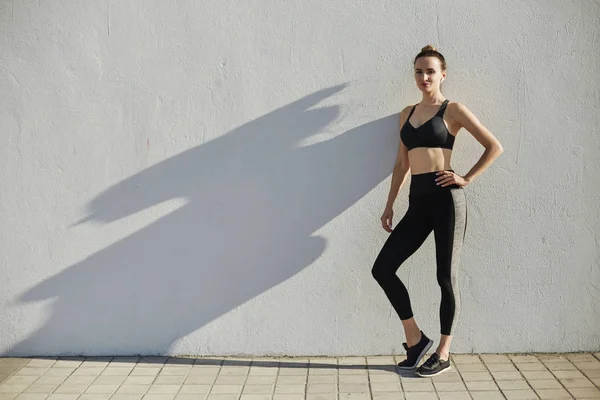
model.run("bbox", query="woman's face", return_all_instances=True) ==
[414,57,446,92]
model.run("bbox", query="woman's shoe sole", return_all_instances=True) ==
[415,365,451,377]
[395,339,434,370]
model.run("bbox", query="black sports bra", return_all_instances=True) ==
[400,99,455,151]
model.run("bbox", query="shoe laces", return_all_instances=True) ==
[422,353,440,368]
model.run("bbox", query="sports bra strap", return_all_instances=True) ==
[435,99,449,116]
[406,104,417,120]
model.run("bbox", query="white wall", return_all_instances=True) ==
[1,0,599,356]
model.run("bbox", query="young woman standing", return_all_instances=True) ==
[371,45,504,377]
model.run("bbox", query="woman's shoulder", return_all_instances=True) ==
[400,104,416,116]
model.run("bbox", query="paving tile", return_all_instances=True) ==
[129,368,160,377]
[53,384,89,394]
[487,363,519,372]
[566,354,597,362]
[247,368,278,377]
[177,384,210,394]
[22,385,59,394]
[527,379,563,390]
[142,395,176,400]
[451,355,481,364]
[370,382,401,392]
[241,384,274,394]
[110,395,143,400]
[52,361,83,369]
[13,369,48,377]
[0,360,30,368]
[510,356,540,363]
[2,377,38,386]
[337,369,367,376]
[501,388,539,399]
[496,380,531,390]
[372,393,405,400]
[338,375,368,384]
[481,355,512,364]
[63,376,95,386]
[464,380,499,391]
[114,385,150,395]
[544,362,577,371]
[304,395,338,400]
[575,361,600,371]
[552,370,586,380]
[455,363,487,372]
[40,369,73,378]
[246,376,278,385]
[566,386,600,398]
[522,371,555,380]
[13,394,49,400]
[431,371,462,382]
[158,368,189,377]
[239,395,272,400]
[516,363,548,371]
[271,395,304,400]
[437,392,471,400]
[559,378,595,389]
[151,376,185,386]
[538,355,569,362]
[77,395,110,400]
[433,381,467,391]
[338,394,371,400]
[276,375,305,385]
[46,395,81,400]
[122,377,154,386]
[338,383,369,393]
[491,371,524,381]
[470,392,505,400]
[33,377,67,386]
[98,367,131,377]
[534,388,572,399]
[272,384,304,394]
[368,374,399,383]
[146,385,182,394]
[83,384,119,394]
[214,376,246,385]
[403,393,438,400]
[24,360,56,369]
[459,371,494,381]
[0,385,30,394]
[209,385,243,395]
[401,380,435,392]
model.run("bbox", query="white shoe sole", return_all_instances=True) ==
[415,365,451,377]
[395,339,434,370]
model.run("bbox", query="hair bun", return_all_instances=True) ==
[421,45,437,52]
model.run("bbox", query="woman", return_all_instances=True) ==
[371,45,503,377]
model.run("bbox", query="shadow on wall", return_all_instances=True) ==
[6,83,400,356]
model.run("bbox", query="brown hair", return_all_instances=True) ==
[414,45,446,71]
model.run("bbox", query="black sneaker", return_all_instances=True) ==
[415,352,451,377]
[395,331,433,370]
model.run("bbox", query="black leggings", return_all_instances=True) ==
[372,170,467,336]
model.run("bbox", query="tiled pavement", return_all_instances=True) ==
[1,353,600,400]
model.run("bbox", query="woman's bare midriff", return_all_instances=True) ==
[408,147,454,175]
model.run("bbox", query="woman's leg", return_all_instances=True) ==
[432,188,467,360]
[371,199,433,346]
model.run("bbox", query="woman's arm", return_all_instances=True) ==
[453,102,504,184]
[385,107,412,209]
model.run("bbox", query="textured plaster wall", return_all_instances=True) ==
[1,0,599,356]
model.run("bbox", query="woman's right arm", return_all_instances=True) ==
[385,107,412,210]
[381,107,411,232]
